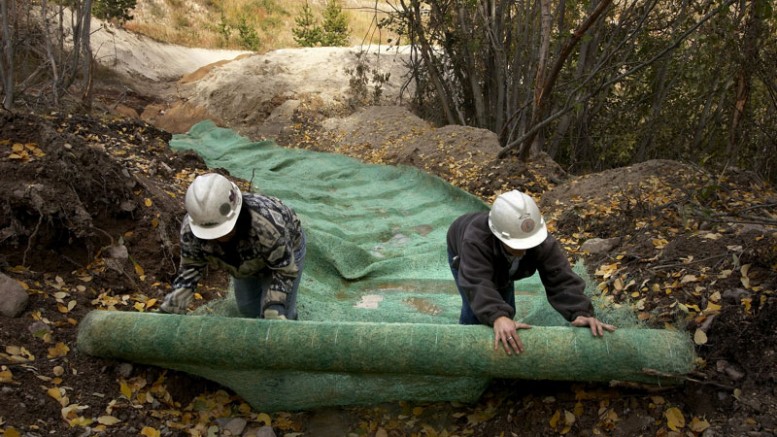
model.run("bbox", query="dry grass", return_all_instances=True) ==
[124,0,398,51]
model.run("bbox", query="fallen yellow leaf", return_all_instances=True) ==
[134,261,145,277]
[741,298,752,313]
[652,238,668,249]
[689,416,710,433]
[68,415,93,427]
[650,395,665,405]
[47,342,70,358]
[98,415,122,425]
[573,401,584,417]
[0,368,15,383]
[140,426,161,437]
[665,406,685,431]
[693,329,708,345]
[561,410,576,434]
[47,386,63,403]
[256,412,272,427]
[549,409,561,429]
[704,302,722,314]
[120,379,133,399]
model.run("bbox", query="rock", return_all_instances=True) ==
[116,363,134,379]
[580,237,621,254]
[28,321,51,338]
[0,273,29,317]
[260,99,301,139]
[221,417,247,436]
[246,425,276,437]
[106,244,129,259]
[111,103,139,119]
[722,288,751,303]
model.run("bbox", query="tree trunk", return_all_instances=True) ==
[401,0,460,125]
[1,0,14,110]
[80,0,94,107]
[726,0,762,157]
[517,0,613,160]
[635,58,672,162]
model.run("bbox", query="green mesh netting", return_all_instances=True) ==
[77,120,696,411]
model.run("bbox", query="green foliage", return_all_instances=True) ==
[292,0,350,47]
[92,0,136,22]
[292,1,322,47]
[217,14,232,43]
[320,0,350,46]
[214,14,261,50]
[236,16,261,50]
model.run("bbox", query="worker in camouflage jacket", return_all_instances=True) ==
[446,190,615,355]
[161,173,305,320]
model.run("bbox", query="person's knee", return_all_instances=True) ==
[238,304,263,318]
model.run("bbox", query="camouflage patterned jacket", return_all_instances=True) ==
[161,193,303,314]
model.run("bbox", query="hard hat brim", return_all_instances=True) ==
[188,208,241,240]
[495,224,548,250]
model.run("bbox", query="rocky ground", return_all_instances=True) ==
[1,27,776,437]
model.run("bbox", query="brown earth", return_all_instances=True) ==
[1,52,777,437]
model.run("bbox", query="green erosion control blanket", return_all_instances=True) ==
[77,120,695,411]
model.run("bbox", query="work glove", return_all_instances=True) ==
[159,293,187,314]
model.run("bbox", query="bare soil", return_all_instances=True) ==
[1,47,776,437]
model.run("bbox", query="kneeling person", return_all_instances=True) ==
[447,190,614,355]
[161,173,306,319]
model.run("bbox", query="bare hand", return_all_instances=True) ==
[571,315,616,336]
[493,316,532,355]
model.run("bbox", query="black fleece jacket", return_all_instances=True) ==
[446,212,594,326]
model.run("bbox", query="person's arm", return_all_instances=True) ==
[535,236,596,320]
[263,238,299,314]
[458,240,537,353]
[160,221,207,314]
[251,209,300,315]
[161,261,206,314]
[536,237,615,336]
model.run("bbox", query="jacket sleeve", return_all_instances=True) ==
[252,211,300,308]
[161,221,206,314]
[262,237,299,307]
[458,240,515,325]
[535,237,594,321]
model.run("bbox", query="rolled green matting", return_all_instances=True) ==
[78,311,695,410]
[76,120,696,410]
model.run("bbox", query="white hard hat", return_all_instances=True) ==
[184,173,243,239]
[488,190,548,250]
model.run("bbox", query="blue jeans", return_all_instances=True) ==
[233,231,306,319]
[448,248,515,325]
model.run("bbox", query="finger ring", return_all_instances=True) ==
[508,336,513,340]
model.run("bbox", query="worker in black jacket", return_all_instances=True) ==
[447,190,615,355]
